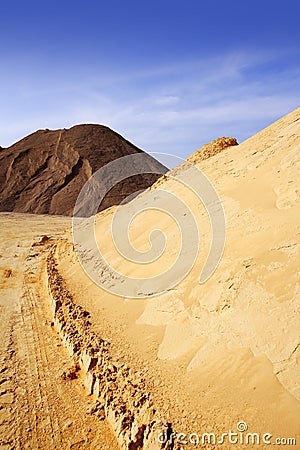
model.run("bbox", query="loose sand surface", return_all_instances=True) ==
[0,213,118,449]
[55,108,300,448]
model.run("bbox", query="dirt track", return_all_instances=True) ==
[0,213,119,449]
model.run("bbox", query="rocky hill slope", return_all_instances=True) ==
[0,125,167,216]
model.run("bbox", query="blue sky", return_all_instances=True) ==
[0,0,299,159]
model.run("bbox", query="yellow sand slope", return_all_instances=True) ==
[55,108,300,448]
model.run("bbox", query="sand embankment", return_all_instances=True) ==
[50,108,300,448]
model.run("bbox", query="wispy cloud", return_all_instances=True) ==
[0,50,299,158]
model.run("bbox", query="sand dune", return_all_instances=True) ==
[51,108,300,447]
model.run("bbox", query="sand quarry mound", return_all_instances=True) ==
[50,108,300,447]
[0,124,167,216]
[0,109,299,449]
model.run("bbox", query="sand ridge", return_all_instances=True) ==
[52,108,300,447]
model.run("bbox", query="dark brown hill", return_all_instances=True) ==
[0,125,167,216]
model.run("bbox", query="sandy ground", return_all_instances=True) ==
[55,108,300,448]
[0,108,299,450]
[0,213,119,449]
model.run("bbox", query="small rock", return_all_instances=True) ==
[62,419,73,430]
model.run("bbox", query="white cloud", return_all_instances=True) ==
[0,50,299,159]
